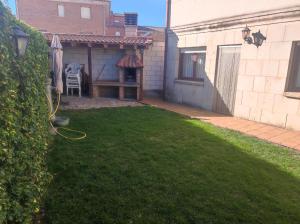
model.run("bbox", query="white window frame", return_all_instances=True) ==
[81,7,91,19]
[58,4,64,17]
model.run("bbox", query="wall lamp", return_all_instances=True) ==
[242,26,266,48]
[12,26,29,57]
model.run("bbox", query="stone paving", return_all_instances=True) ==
[61,96,142,110]
[142,98,300,151]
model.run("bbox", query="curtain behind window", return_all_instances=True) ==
[181,53,206,80]
[182,54,194,78]
[195,53,206,80]
[296,63,300,88]
[180,47,206,81]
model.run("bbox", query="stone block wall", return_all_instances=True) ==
[166,13,300,130]
[165,30,230,110]
[143,41,165,96]
[234,21,300,130]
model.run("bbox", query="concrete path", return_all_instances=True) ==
[143,98,300,151]
[61,96,142,110]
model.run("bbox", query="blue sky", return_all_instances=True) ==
[6,0,166,27]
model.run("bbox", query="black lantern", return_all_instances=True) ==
[12,26,29,57]
[242,26,266,48]
[252,30,267,48]
[242,26,252,44]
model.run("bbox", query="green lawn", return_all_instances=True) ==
[46,106,300,224]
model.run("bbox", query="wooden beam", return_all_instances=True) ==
[71,42,77,47]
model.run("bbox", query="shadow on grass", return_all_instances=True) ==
[45,106,300,224]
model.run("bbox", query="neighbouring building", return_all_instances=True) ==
[165,0,300,130]
[16,0,165,99]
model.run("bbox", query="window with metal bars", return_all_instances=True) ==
[125,13,138,26]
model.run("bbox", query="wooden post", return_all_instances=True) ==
[119,69,124,83]
[119,87,125,100]
[88,46,93,97]
[119,68,124,100]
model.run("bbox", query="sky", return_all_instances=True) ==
[6,0,166,27]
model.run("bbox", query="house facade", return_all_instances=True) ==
[165,0,300,130]
[16,0,165,99]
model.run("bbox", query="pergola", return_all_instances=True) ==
[44,33,152,99]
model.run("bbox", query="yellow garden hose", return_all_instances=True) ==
[49,121,87,140]
[48,92,60,121]
[46,92,87,141]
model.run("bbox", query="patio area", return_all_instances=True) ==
[60,96,142,110]
[143,98,300,151]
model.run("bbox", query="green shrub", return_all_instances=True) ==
[0,3,51,223]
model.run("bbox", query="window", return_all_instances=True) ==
[81,7,91,19]
[115,31,121,36]
[125,13,138,26]
[58,5,64,17]
[179,47,206,81]
[286,41,300,92]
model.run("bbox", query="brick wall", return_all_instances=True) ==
[106,13,125,36]
[16,0,109,34]
[106,26,125,36]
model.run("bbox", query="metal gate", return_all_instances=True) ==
[214,45,241,115]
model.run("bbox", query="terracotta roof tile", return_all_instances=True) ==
[43,33,152,46]
[117,54,143,68]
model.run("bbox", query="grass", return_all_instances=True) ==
[46,106,300,224]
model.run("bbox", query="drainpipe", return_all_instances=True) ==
[140,48,144,101]
[15,0,20,19]
[163,0,171,100]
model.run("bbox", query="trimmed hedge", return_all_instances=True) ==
[0,3,51,223]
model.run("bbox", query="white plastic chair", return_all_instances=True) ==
[65,63,82,97]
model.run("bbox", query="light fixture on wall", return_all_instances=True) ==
[12,26,29,57]
[242,26,266,48]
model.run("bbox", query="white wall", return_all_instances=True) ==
[63,47,89,73]
[171,0,300,27]
[166,1,300,130]
[63,47,123,81]
[234,21,300,130]
[91,48,123,81]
